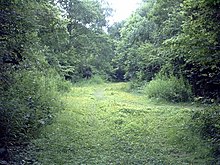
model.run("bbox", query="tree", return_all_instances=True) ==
[52,0,114,81]
[111,0,164,82]
[164,0,220,99]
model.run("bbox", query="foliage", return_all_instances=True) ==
[0,0,113,146]
[126,79,147,92]
[110,0,182,82]
[107,21,125,40]
[0,69,64,142]
[190,105,220,163]
[1,0,219,163]
[87,75,106,84]
[75,74,106,86]
[110,0,219,101]
[143,74,192,102]
[162,0,220,100]
[55,0,114,81]
[56,76,72,93]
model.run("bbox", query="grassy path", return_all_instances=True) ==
[33,83,212,164]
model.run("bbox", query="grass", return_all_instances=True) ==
[32,82,213,164]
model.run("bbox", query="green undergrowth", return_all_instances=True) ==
[0,69,69,142]
[32,83,213,164]
[143,75,192,102]
[74,75,106,86]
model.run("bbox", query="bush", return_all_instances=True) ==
[47,70,72,94]
[75,75,105,86]
[126,79,146,92]
[191,106,220,162]
[88,75,105,84]
[143,74,192,102]
[0,69,65,142]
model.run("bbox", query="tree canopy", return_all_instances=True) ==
[110,0,220,100]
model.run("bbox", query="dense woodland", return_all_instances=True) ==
[0,0,220,163]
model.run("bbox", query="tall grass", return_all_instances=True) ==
[143,74,192,102]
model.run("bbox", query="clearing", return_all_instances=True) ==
[33,83,212,164]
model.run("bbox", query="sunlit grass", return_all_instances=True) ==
[33,82,212,164]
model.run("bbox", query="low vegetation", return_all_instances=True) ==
[31,83,214,164]
[143,74,192,102]
[0,69,68,142]
[190,105,220,163]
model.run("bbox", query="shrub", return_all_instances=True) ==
[143,74,192,102]
[191,106,220,162]
[127,79,146,92]
[0,69,64,142]
[89,75,106,84]
[51,73,71,93]
[76,75,105,85]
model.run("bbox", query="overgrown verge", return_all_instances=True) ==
[0,67,71,163]
[190,105,220,164]
[0,69,70,141]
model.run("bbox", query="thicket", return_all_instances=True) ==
[0,69,67,142]
[191,106,220,163]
